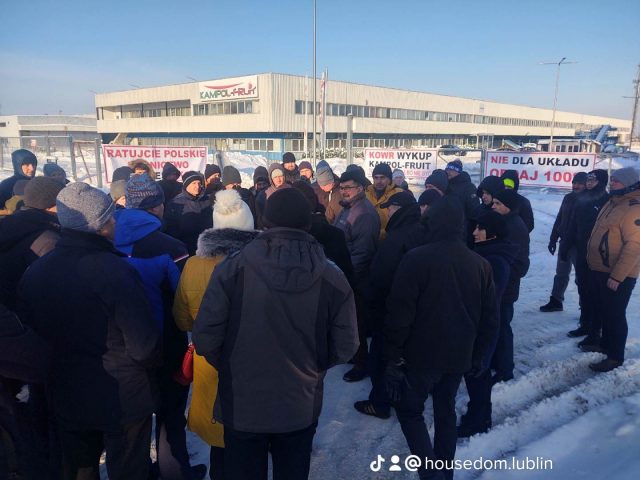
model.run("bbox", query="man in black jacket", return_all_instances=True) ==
[0,177,64,309]
[158,162,184,204]
[559,169,610,341]
[334,169,381,382]
[491,189,530,384]
[500,170,535,232]
[165,171,212,255]
[17,182,162,480]
[445,159,479,221]
[540,172,587,312]
[0,149,37,210]
[355,191,428,419]
[193,188,358,480]
[384,196,497,480]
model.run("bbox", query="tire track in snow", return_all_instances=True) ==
[455,358,640,479]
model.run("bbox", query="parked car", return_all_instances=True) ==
[438,144,467,156]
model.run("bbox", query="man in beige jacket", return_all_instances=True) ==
[587,167,640,372]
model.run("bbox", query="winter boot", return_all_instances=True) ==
[567,325,589,338]
[354,400,390,419]
[539,296,563,312]
[589,358,622,373]
[343,366,368,383]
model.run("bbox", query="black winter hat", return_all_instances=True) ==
[162,162,181,180]
[424,169,449,193]
[253,166,269,183]
[372,163,393,180]
[204,164,221,179]
[380,191,416,209]
[282,152,296,164]
[477,175,505,198]
[222,165,242,186]
[572,172,588,184]
[263,188,312,230]
[182,171,205,190]
[493,189,519,212]
[299,160,313,172]
[417,189,442,206]
[476,210,508,239]
[24,177,64,210]
[339,169,367,187]
[112,166,133,183]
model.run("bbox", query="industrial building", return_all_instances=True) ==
[94,73,631,159]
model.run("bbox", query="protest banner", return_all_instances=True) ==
[363,148,439,185]
[102,145,207,183]
[483,151,596,189]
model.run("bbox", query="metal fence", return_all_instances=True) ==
[0,135,103,187]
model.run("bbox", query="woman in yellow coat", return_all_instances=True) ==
[173,188,257,480]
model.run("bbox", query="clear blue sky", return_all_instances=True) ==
[1,0,638,120]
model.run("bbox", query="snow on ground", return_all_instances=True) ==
[176,188,640,480]
[3,150,639,479]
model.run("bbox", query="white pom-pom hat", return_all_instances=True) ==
[212,189,254,231]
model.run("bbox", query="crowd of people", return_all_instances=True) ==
[0,147,638,480]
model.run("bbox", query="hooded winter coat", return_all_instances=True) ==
[173,228,259,447]
[365,184,404,239]
[587,185,640,281]
[114,209,186,376]
[312,180,343,224]
[0,150,36,210]
[384,196,498,373]
[500,170,534,232]
[17,229,162,431]
[560,186,610,260]
[0,208,61,309]
[158,163,183,204]
[127,159,157,180]
[447,171,479,219]
[501,211,529,303]
[333,192,381,278]
[192,227,358,433]
[165,184,213,255]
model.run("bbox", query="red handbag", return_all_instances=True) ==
[173,343,195,386]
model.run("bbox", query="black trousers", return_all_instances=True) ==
[491,300,514,380]
[394,370,462,480]
[58,416,151,480]
[462,370,492,429]
[209,446,224,480]
[223,423,317,480]
[155,378,192,480]
[591,271,637,362]
[352,275,372,369]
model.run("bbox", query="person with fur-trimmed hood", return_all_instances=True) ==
[0,149,37,210]
[128,159,157,180]
[173,189,258,480]
[193,187,358,480]
[0,177,64,309]
[165,171,213,255]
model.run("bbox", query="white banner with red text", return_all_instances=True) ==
[102,145,207,184]
[483,151,596,189]
[363,149,439,185]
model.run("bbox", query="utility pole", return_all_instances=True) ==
[625,65,640,147]
[540,58,577,152]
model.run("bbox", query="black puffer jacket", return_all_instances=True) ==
[560,186,610,259]
[193,227,358,433]
[447,171,479,220]
[550,191,579,245]
[165,187,213,255]
[384,196,498,373]
[502,212,530,303]
[0,208,61,309]
[17,230,162,431]
[500,170,534,232]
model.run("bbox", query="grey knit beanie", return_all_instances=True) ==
[57,182,115,233]
[611,167,639,188]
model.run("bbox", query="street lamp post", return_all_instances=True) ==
[540,57,576,152]
[312,0,317,168]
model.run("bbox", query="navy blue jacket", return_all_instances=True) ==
[0,151,36,209]
[17,230,162,431]
[114,209,187,376]
[502,212,529,303]
[165,191,212,255]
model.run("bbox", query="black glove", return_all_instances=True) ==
[548,241,556,255]
[384,361,408,403]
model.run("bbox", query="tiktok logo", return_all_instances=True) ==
[370,455,385,472]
